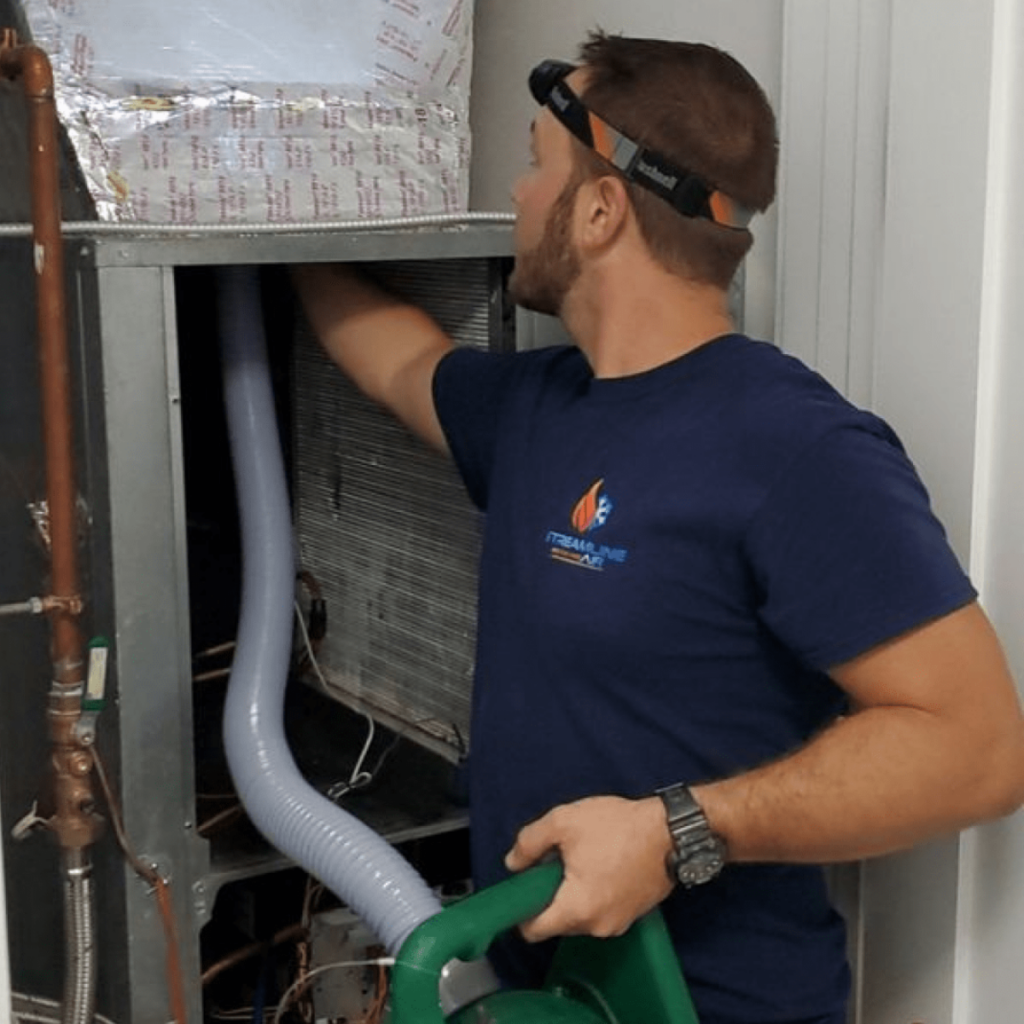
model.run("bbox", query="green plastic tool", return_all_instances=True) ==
[389,861,700,1023]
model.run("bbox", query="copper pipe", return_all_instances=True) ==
[1,33,100,849]
[201,923,308,987]
[93,748,188,1024]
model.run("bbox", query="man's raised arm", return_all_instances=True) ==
[292,263,454,452]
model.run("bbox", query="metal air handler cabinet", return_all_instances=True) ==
[0,222,520,1024]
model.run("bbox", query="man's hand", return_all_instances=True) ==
[504,795,676,943]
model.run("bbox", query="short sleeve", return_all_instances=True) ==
[432,347,522,510]
[745,424,976,669]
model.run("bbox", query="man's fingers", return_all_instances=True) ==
[505,812,559,872]
[518,877,631,943]
[519,905,566,944]
[503,797,673,944]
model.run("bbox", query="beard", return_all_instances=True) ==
[508,176,582,318]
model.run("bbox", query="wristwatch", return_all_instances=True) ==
[655,783,727,887]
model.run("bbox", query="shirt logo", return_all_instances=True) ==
[546,478,629,571]
[571,478,614,533]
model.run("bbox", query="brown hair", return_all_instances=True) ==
[575,31,778,288]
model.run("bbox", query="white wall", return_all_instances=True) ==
[778,2,1024,1021]
[469,0,784,342]
[956,0,1024,1020]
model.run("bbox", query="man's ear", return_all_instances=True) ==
[577,174,631,251]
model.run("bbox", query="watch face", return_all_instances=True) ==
[677,846,725,886]
[658,784,726,887]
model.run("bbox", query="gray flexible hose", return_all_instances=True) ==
[217,265,443,954]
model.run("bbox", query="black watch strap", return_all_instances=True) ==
[656,783,727,887]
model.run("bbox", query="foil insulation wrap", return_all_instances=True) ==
[18,0,472,223]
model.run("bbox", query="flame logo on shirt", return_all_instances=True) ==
[570,478,613,534]
[547,478,626,570]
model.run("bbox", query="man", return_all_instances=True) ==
[294,32,1024,1024]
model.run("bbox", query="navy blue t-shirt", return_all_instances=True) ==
[433,334,975,1024]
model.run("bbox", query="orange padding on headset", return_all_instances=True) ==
[709,191,754,230]
[589,117,616,163]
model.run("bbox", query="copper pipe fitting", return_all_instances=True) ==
[48,703,101,849]
[2,32,102,850]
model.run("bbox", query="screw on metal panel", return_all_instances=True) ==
[192,878,209,916]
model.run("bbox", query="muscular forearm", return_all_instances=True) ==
[291,263,453,449]
[696,605,1024,864]
[695,705,1020,864]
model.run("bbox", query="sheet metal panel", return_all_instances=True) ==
[81,221,514,268]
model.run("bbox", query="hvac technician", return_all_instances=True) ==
[294,32,1024,1024]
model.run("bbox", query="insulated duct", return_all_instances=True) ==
[217,264,445,955]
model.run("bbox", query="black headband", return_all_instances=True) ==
[528,59,754,230]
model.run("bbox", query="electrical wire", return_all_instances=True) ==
[293,572,324,671]
[292,600,377,799]
[206,1008,272,1023]
[290,924,314,1024]
[196,802,245,836]
[193,640,237,684]
[195,640,237,661]
[91,749,189,1024]
[291,598,332,698]
[300,877,325,930]
[270,958,395,1024]
[362,960,389,1024]
[193,666,233,684]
